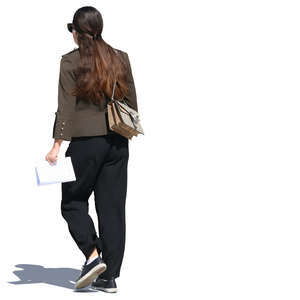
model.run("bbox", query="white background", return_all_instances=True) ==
[1,0,300,299]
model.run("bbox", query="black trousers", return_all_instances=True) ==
[61,131,129,279]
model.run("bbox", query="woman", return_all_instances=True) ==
[45,6,138,293]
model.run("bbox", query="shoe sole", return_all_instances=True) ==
[91,286,118,293]
[75,263,107,289]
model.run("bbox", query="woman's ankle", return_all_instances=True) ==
[88,247,99,260]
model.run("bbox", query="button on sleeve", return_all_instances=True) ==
[52,57,76,141]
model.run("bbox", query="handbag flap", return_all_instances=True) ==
[116,101,144,134]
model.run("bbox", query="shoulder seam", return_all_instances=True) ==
[62,48,79,57]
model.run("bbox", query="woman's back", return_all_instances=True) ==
[52,47,138,141]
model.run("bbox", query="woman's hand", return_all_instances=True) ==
[45,140,63,165]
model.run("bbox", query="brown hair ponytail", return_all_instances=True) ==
[70,6,129,105]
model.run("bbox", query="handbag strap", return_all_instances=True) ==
[111,79,130,107]
[111,79,117,100]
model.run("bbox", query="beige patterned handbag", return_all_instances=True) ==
[107,79,144,139]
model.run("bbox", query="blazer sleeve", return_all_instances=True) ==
[124,53,138,112]
[52,57,76,141]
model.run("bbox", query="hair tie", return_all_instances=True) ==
[93,33,99,40]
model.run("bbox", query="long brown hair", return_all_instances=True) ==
[70,6,129,105]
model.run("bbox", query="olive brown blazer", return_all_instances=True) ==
[52,47,138,141]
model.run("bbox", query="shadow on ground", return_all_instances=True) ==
[7,264,97,292]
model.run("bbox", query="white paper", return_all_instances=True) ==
[35,156,76,186]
